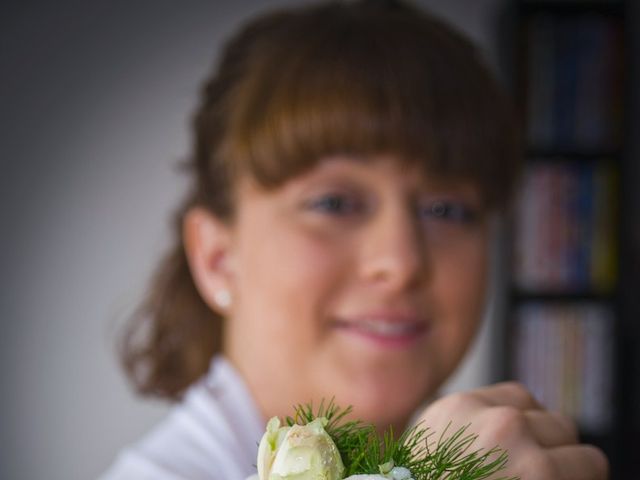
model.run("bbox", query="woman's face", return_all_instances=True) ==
[221,155,491,431]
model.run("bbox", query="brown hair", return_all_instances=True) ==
[120,0,522,400]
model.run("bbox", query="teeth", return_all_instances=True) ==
[356,320,417,336]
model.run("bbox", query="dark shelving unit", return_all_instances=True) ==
[501,1,637,478]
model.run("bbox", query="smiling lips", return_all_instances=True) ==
[333,313,428,348]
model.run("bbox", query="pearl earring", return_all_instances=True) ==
[213,290,231,309]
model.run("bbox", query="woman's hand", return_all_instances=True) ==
[415,382,609,480]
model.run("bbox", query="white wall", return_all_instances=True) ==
[0,1,508,478]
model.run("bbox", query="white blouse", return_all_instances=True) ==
[100,356,265,480]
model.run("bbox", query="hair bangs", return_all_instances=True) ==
[220,3,520,209]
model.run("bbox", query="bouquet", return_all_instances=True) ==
[249,399,518,480]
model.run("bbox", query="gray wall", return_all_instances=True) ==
[0,1,507,478]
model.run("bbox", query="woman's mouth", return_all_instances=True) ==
[332,314,429,349]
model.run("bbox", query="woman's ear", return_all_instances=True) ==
[183,206,235,316]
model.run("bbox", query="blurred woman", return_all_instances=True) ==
[102,1,608,479]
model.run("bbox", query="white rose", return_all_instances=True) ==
[257,417,291,480]
[257,416,345,480]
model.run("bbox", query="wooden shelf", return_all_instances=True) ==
[509,289,616,303]
[518,1,624,15]
[525,148,623,160]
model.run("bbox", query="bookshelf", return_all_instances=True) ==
[502,1,636,477]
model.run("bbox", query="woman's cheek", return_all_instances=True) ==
[276,226,350,301]
[432,235,489,340]
[246,220,349,325]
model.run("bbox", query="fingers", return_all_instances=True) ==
[462,406,577,451]
[476,384,580,446]
[473,381,543,410]
[524,410,579,447]
[548,444,610,480]
[471,383,580,449]
[419,382,545,435]
[420,383,609,480]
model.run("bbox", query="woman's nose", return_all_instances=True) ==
[358,204,428,292]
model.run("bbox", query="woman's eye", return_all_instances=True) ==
[306,193,363,216]
[419,201,477,223]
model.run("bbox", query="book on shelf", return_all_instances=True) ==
[513,302,613,434]
[524,12,624,151]
[513,160,617,293]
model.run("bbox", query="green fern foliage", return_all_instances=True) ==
[285,399,518,480]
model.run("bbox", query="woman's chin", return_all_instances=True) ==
[332,383,428,432]
[354,400,415,433]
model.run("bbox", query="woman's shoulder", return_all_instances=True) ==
[100,356,264,480]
